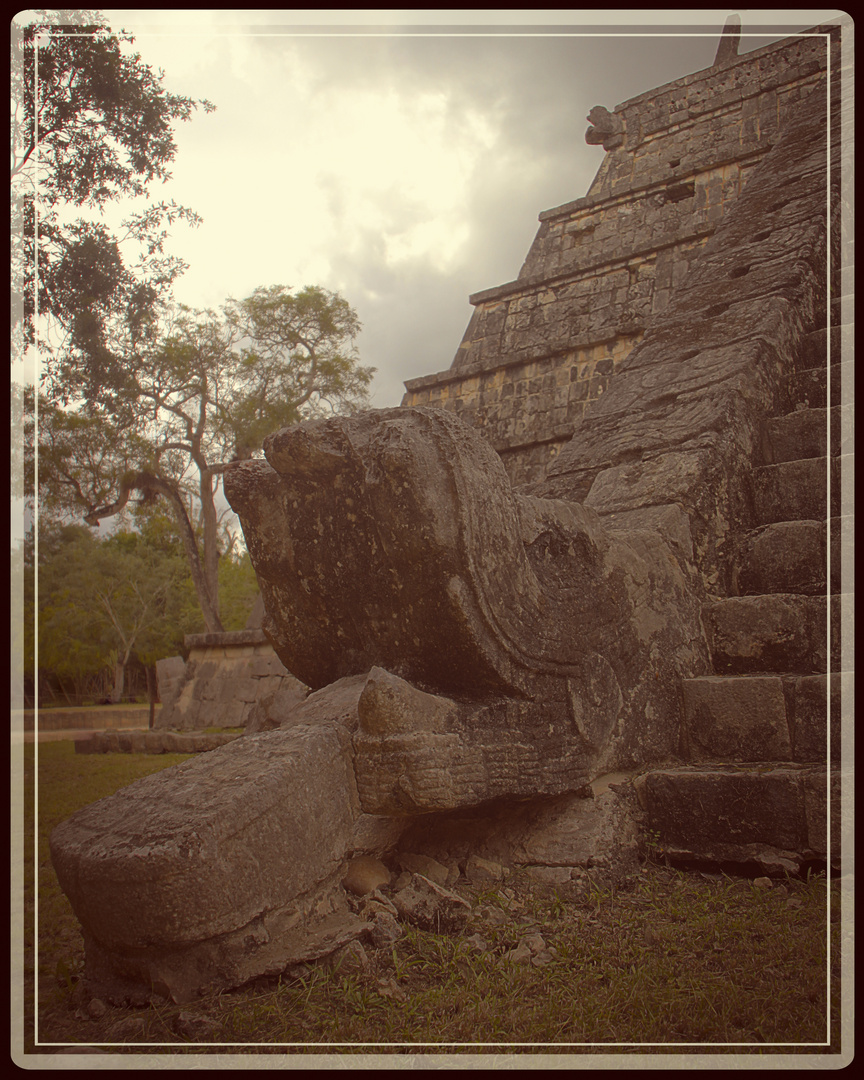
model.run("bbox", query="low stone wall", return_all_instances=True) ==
[75,730,242,755]
[20,706,159,732]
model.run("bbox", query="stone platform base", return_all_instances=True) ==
[156,632,307,732]
[74,730,243,755]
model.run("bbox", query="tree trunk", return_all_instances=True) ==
[200,468,220,626]
[145,664,158,729]
[112,662,124,704]
[168,492,224,634]
[59,677,73,707]
[85,471,225,635]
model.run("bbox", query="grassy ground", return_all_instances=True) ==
[20,742,842,1059]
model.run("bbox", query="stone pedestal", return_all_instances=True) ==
[155,630,307,732]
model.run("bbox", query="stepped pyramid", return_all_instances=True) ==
[404,20,852,872]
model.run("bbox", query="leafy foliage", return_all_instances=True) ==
[35,521,200,700]
[223,285,372,453]
[11,9,213,364]
[38,286,373,632]
[218,549,262,632]
[25,391,153,522]
[28,513,262,702]
[13,12,373,639]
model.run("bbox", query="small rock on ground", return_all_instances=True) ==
[329,940,369,973]
[391,873,471,932]
[343,856,391,896]
[465,854,504,884]
[367,911,403,948]
[398,853,450,886]
[505,941,533,965]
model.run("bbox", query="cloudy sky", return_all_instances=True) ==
[83,9,838,409]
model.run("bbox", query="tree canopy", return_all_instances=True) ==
[14,13,376,645]
[11,9,214,365]
[35,522,192,701]
[36,285,376,633]
[29,513,261,704]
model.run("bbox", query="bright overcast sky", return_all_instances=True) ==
[84,9,839,409]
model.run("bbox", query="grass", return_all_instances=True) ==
[20,742,842,1058]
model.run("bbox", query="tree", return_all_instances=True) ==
[35,522,198,703]
[11,9,214,367]
[24,389,153,523]
[222,285,372,452]
[37,286,375,633]
[217,548,262,632]
[11,532,32,708]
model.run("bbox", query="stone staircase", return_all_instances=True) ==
[635,313,850,875]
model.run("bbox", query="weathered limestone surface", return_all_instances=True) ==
[750,457,838,526]
[49,403,708,999]
[154,656,185,714]
[397,777,644,883]
[634,764,836,872]
[682,675,792,762]
[50,677,402,1003]
[225,405,708,810]
[737,520,828,596]
[704,594,831,675]
[763,405,839,463]
[533,74,833,595]
[788,672,844,763]
[75,729,242,755]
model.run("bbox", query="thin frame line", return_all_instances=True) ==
[22,18,843,1058]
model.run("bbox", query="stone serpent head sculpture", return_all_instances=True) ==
[50,405,706,1002]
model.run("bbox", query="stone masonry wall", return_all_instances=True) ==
[155,630,307,732]
[402,31,831,486]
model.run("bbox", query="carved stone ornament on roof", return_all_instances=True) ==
[585,105,624,150]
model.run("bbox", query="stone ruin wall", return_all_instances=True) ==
[402,32,831,486]
[155,600,306,733]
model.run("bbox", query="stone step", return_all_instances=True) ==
[681,672,842,764]
[787,671,846,764]
[761,404,848,464]
[831,453,853,538]
[736,517,843,596]
[633,764,838,872]
[797,323,850,372]
[786,362,849,410]
[749,455,839,526]
[835,512,854,593]
[702,593,839,675]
